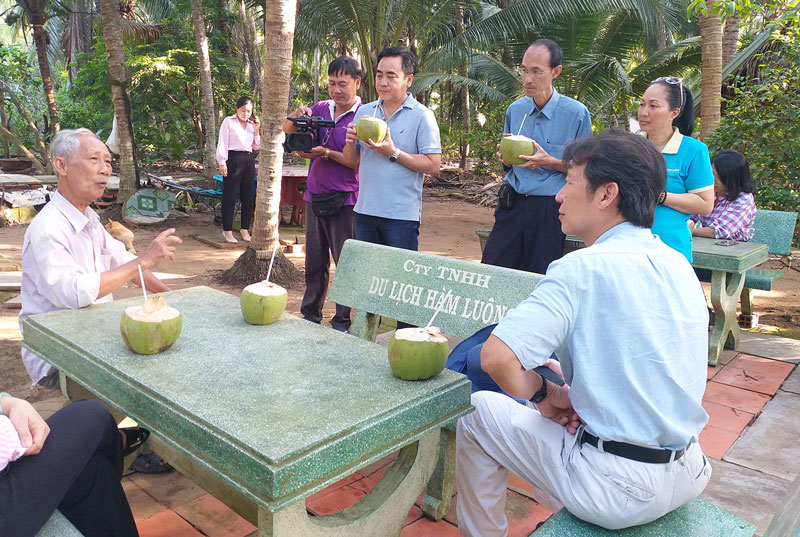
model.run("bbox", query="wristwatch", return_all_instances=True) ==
[389,148,401,162]
[530,378,548,404]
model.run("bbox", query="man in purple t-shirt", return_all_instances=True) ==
[283,57,361,332]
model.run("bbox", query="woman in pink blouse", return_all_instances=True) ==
[216,96,261,243]
[691,149,756,241]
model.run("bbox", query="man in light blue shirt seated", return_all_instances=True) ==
[456,130,712,536]
[482,39,592,275]
[343,47,441,252]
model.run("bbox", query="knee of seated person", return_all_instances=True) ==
[469,390,508,416]
[66,399,113,425]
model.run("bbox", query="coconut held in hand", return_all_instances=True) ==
[499,134,536,166]
[356,117,388,143]
[240,281,288,325]
[387,327,449,380]
[120,295,182,355]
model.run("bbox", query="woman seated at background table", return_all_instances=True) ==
[638,76,714,262]
[691,149,756,241]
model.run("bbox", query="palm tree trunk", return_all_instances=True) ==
[190,0,218,178]
[99,0,139,202]
[722,15,740,67]
[221,0,301,286]
[699,13,723,141]
[238,0,262,96]
[457,7,470,170]
[30,0,60,134]
[0,85,10,157]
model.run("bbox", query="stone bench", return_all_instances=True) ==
[329,239,757,535]
[532,498,754,536]
[35,510,85,537]
[739,209,798,324]
[328,239,543,520]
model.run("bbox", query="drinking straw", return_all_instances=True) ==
[137,264,147,303]
[372,99,381,118]
[516,104,536,135]
[425,300,443,331]
[265,246,278,283]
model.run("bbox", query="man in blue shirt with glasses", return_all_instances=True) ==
[482,39,592,274]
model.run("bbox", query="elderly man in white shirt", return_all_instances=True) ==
[19,128,181,388]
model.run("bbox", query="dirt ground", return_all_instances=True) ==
[1,193,798,404]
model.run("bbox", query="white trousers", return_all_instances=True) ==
[456,391,712,537]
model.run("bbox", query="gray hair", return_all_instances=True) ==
[50,128,102,163]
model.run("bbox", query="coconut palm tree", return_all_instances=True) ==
[222,0,301,285]
[189,0,217,178]
[98,0,138,201]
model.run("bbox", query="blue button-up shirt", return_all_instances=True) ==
[503,90,592,196]
[492,222,709,449]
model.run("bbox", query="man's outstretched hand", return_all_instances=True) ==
[139,228,182,270]
[536,382,581,434]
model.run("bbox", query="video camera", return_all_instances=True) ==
[284,115,336,152]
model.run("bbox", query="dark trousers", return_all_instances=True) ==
[301,203,354,331]
[482,194,565,274]
[222,150,256,231]
[0,400,138,537]
[354,213,420,329]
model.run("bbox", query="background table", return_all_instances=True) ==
[22,286,471,536]
[691,237,768,365]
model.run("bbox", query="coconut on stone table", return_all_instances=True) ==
[240,281,288,325]
[388,327,449,381]
[120,294,183,355]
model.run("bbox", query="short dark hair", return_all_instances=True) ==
[328,56,362,80]
[712,149,753,202]
[235,96,254,109]
[649,80,695,136]
[529,39,563,68]
[376,47,417,76]
[562,130,666,228]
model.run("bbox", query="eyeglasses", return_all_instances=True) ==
[517,66,548,78]
[652,76,683,109]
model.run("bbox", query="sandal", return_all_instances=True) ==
[120,427,150,456]
[128,452,173,474]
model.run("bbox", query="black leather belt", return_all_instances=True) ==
[579,430,686,464]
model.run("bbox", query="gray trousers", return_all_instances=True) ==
[300,203,354,331]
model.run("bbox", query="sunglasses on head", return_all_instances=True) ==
[652,76,683,109]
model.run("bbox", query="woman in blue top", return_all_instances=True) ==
[638,77,714,262]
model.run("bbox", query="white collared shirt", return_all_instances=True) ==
[19,191,136,385]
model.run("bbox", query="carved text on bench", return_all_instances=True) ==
[367,258,512,325]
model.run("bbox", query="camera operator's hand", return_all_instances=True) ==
[289,105,313,119]
[297,146,327,160]
[362,127,396,157]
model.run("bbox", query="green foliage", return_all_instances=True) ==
[0,43,47,153]
[65,30,250,163]
[707,25,800,243]
[441,100,508,176]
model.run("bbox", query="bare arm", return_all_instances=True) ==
[97,228,181,299]
[663,189,714,216]
[359,128,441,176]
[342,123,362,170]
[481,335,580,432]
[692,225,717,238]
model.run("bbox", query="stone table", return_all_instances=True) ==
[691,237,768,366]
[23,286,472,537]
